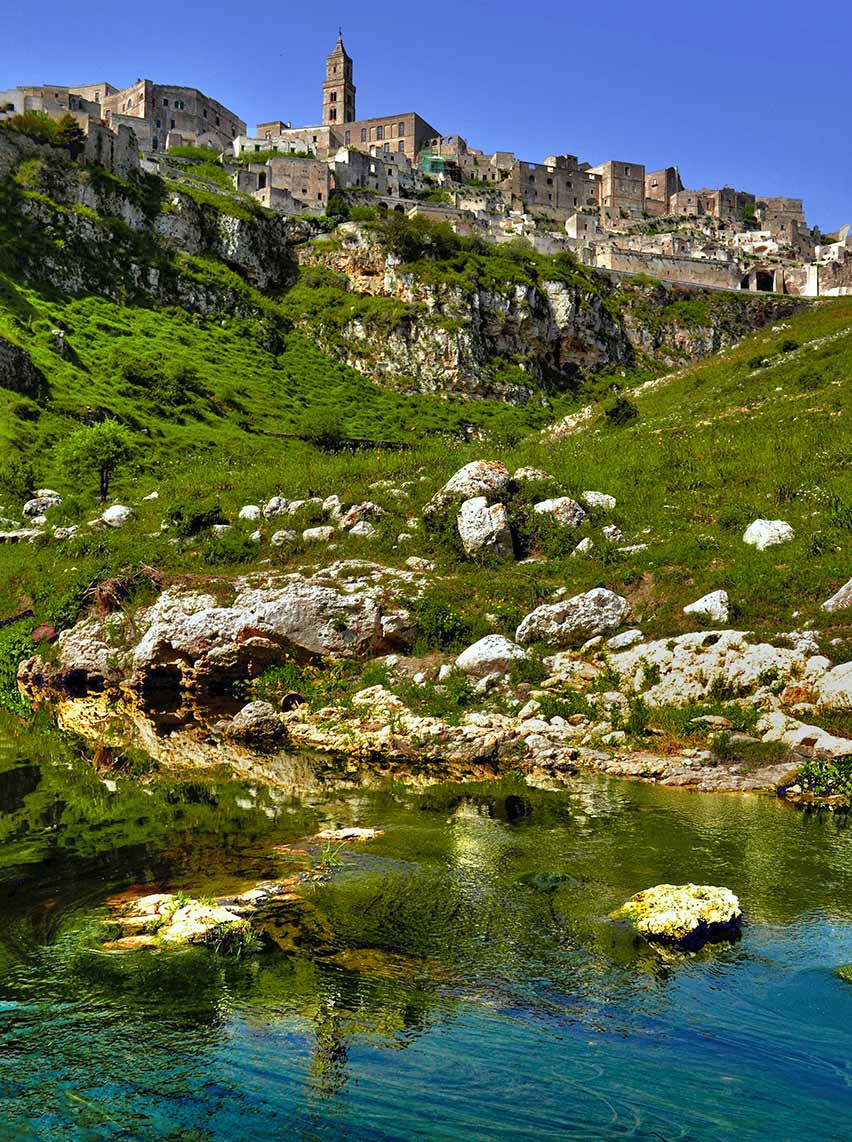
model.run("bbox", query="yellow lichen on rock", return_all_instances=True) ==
[613,883,742,945]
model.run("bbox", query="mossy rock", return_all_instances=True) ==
[836,964,852,985]
[612,883,742,949]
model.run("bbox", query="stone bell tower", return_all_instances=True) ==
[322,32,356,126]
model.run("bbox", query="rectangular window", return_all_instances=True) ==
[398,121,405,137]
[216,115,220,125]
[361,127,367,142]
[163,98,169,106]
[376,125,384,141]
[345,130,351,145]
[330,92,337,102]
[170,119,175,129]
[156,119,161,128]
[203,108,207,118]
[398,140,405,152]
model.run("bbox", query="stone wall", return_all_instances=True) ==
[596,248,741,289]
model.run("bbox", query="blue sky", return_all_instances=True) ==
[3,0,849,230]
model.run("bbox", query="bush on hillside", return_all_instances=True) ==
[603,394,639,426]
[298,407,347,451]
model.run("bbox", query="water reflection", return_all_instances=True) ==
[0,711,852,1137]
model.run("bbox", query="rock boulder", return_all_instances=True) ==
[516,587,630,647]
[457,497,514,557]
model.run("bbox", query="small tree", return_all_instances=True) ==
[56,114,86,159]
[61,420,134,502]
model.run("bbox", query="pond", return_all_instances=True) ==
[0,711,851,1139]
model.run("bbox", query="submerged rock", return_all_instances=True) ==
[613,883,742,948]
[315,827,383,842]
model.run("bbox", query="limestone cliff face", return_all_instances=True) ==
[297,228,801,401]
[299,232,633,402]
[1,129,305,308]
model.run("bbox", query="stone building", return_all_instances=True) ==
[500,155,600,220]
[237,124,338,160]
[102,80,245,152]
[0,83,117,122]
[322,34,356,126]
[644,167,682,215]
[588,160,645,218]
[256,36,440,166]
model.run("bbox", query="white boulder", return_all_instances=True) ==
[238,505,262,522]
[516,587,630,647]
[23,492,61,519]
[822,578,852,613]
[455,634,528,678]
[101,504,133,528]
[743,519,794,550]
[262,496,289,518]
[684,589,729,624]
[303,526,336,543]
[513,467,554,483]
[602,524,624,543]
[572,537,594,557]
[581,491,616,511]
[606,629,643,650]
[349,520,377,539]
[270,529,296,547]
[457,497,514,557]
[815,662,852,710]
[532,497,586,528]
[427,460,510,515]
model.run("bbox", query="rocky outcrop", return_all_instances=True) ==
[297,227,801,401]
[19,562,425,700]
[607,629,827,707]
[0,336,48,400]
[1,131,306,310]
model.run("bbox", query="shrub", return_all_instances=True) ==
[168,502,228,538]
[298,407,347,451]
[0,455,36,503]
[603,395,639,426]
[411,595,477,654]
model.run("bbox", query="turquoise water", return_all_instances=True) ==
[0,713,851,1138]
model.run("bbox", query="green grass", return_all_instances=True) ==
[1,139,852,716]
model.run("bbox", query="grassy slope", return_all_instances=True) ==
[0,295,850,656]
[0,141,850,708]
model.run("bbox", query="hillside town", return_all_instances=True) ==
[2,35,851,296]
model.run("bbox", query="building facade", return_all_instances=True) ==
[102,80,245,152]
